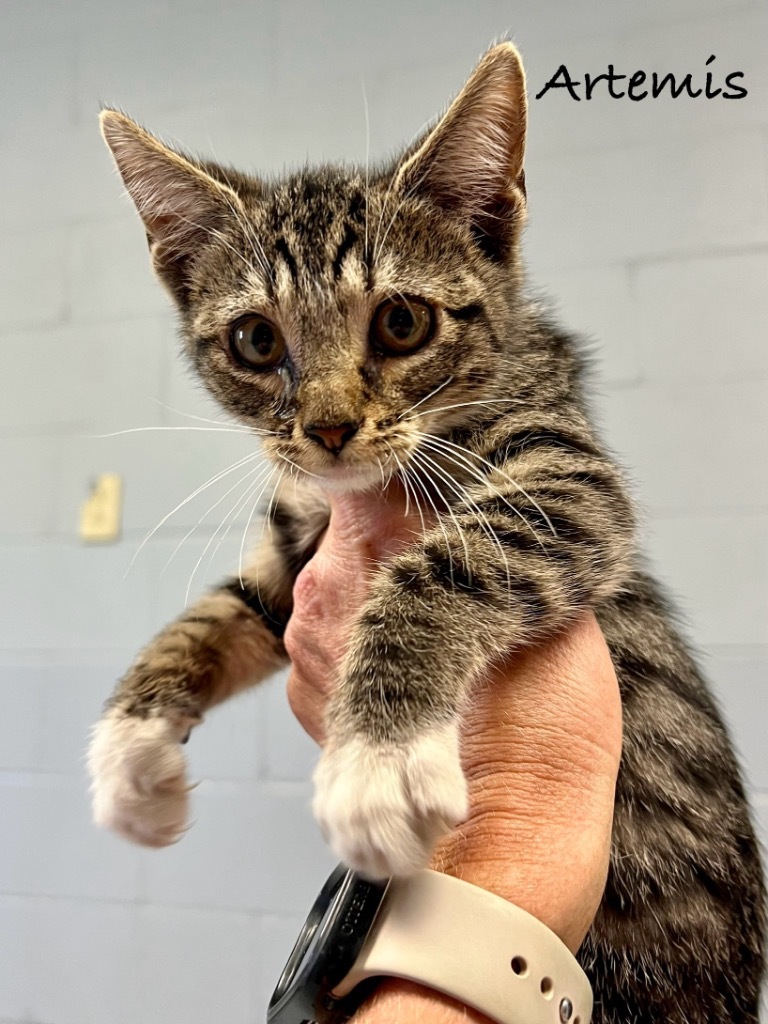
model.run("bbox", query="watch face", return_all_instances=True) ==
[267,865,388,1024]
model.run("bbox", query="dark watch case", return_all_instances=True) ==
[267,865,389,1024]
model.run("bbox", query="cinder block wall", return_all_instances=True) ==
[1,2,766,1021]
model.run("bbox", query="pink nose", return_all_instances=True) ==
[304,421,360,454]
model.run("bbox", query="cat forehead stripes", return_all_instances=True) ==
[259,173,370,287]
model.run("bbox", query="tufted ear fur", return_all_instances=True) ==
[100,110,242,300]
[394,43,527,261]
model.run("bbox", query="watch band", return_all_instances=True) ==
[334,870,592,1024]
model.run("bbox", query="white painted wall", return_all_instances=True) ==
[1,1,766,1020]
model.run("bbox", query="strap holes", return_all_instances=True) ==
[540,976,554,999]
[510,956,528,976]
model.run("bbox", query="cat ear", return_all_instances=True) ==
[394,43,527,258]
[100,110,240,299]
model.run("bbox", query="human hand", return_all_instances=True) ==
[284,484,622,1021]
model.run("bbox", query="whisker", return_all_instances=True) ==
[372,170,399,265]
[419,436,545,553]
[95,425,261,437]
[275,452,323,479]
[409,454,456,585]
[172,210,259,276]
[248,474,284,617]
[374,454,387,494]
[386,443,412,520]
[259,466,286,540]
[401,466,428,541]
[369,105,439,263]
[361,79,370,267]
[373,161,433,262]
[410,447,486,580]
[397,376,454,420]
[184,466,272,606]
[148,397,244,428]
[124,450,263,576]
[420,432,556,539]
[415,450,493,573]
[222,188,272,280]
[161,461,271,578]
[171,151,272,278]
[373,182,415,263]
[260,471,285,542]
[204,464,278,590]
[411,446,509,592]
[394,452,428,537]
[404,398,518,421]
[193,471,271,592]
[239,465,278,587]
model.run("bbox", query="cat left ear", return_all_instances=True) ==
[394,43,527,259]
[100,110,241,299]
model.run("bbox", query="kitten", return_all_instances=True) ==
[88,44,765,1021]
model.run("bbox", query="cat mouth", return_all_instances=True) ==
[268,430,406,493]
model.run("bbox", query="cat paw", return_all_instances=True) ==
[313,723,469,879]
[87,710,196,848]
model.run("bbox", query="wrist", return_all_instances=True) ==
[351,864,593,1024]
[269,832,597,1024]
[432,834,602,958]
[354,978,491,1024]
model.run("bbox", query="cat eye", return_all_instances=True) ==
[371,298,435,355]
[229,315,286,370]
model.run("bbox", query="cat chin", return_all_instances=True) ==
[313,464,387,495]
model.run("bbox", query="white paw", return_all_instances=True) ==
[87,710,196,848]
[313,723,469,879]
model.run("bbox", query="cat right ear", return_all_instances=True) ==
[100,110,240,301]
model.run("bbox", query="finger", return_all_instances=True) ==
[286,665,328,744]
[285,484,428,741]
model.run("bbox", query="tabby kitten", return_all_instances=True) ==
[88,44,765,1022]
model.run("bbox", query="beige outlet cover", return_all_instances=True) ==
[80,473,123,543]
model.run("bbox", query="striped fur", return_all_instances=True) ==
[92,43,765,1021]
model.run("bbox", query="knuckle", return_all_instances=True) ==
[291,559,324,614]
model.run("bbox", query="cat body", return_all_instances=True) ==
[88,44,765,1021]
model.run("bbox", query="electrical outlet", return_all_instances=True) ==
[80,473,123,543]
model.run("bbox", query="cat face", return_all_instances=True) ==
[181,172,517,492]
[101,43,528,491]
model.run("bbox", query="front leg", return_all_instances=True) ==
[312,535,500,879]
[315,422,635,877]
[88,489,328,847]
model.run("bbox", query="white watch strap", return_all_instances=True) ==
[333,870,592,1024]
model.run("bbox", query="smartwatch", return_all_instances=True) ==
[267,865,593,1024]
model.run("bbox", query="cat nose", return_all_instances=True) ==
[304,421,360,454]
